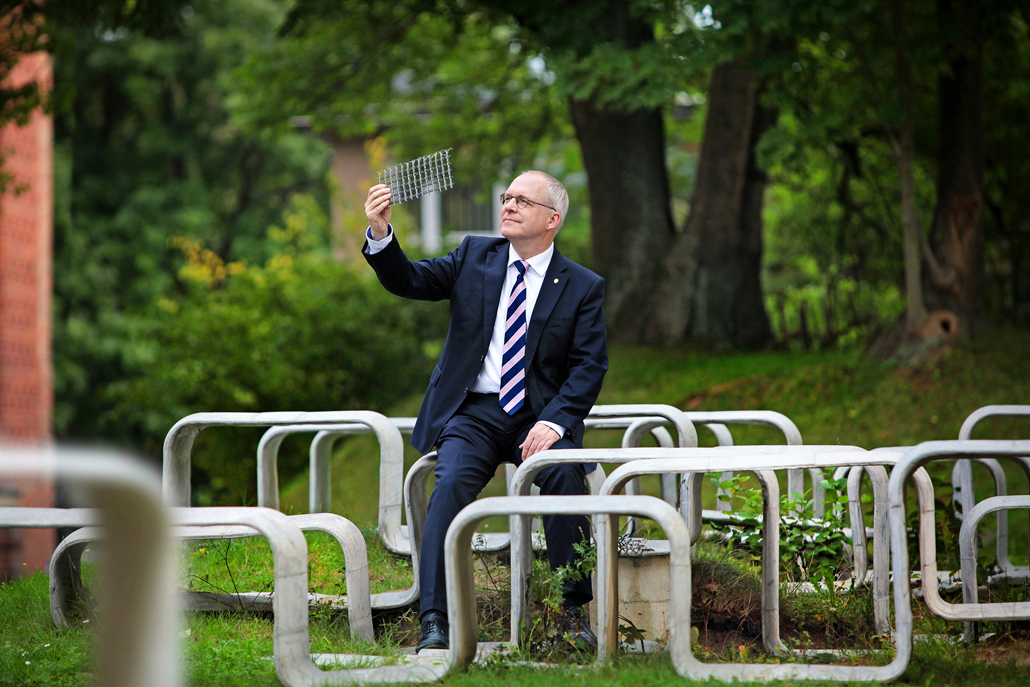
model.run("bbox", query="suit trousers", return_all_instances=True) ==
[419,392,593,619]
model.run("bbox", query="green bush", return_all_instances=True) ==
[100,214,446,504]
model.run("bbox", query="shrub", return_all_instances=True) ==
[101,215,446,504]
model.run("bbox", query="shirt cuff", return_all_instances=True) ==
[364,225,394,254]
[537,421,566,440]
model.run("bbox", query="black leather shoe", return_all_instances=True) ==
[415,610,449,653]
[556,603,597,650]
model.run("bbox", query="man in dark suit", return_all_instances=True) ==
[363,170,607,652]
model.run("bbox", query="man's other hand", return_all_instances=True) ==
[365,184,392,239]
[520,423,560,461]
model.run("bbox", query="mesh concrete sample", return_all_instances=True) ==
[377,149,453,205]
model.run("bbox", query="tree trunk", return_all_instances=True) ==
[891,127,930,332]
[889,0,931,334]
[928,3,984,335]
[569,99,678,343]
[500,1,772,348]
[649,63,773,349]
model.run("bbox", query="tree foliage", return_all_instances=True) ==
[51,0,332,438]
[233,0,567,184]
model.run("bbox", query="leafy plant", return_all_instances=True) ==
[523,536,597,657]
[710,474,853,588]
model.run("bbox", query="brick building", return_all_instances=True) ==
[0,52,55,580]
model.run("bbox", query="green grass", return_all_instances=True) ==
[4,326,1030,685]
[184,528,413,598]
[0,573,94,687]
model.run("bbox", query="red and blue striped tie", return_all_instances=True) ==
[500,260,529,414]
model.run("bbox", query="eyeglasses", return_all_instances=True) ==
[499,193,556,212]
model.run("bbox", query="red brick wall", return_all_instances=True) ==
[0,52,55,579]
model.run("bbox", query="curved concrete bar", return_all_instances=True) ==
[606,450,910,682]
[162,411,407,553]
[0,447,176,687]
[959,494,1030,642]
[445,495,691,669]
[508,445,872,652]
[50,511,374,640]
[602,463,782,655]
[888,441,1030,660]
[845,465,891,634]
[952,406,1030,582]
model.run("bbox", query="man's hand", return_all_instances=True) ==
[365,184,392,240]
[520,423,560,461]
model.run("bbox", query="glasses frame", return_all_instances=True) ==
[499,193,557,213]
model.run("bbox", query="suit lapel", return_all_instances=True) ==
[525,247,569,367]
[482,242,509,353]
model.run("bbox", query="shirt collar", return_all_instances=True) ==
[507,242,554,277]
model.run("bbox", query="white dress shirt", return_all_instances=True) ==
[365,227,566,438]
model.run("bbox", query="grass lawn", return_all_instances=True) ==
[2,326,1029,685]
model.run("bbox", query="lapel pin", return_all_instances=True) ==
[554,278,559,283]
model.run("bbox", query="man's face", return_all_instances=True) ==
[499,173,558,243]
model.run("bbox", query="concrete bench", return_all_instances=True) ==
[952,405,1030,584]
[48,510,374,638]
[886,440,1030,645]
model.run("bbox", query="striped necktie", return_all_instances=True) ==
[500,260,529,414]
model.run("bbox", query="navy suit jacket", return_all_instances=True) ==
[364,234,608,456]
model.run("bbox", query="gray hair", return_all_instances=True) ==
[520,170,569,231]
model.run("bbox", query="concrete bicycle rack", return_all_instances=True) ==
[619,410,820,528]
[254,405,695,558]
[255,417,413,512]
[0,446,177,687]
[889,441,1030,657]
[831,464,892,633]
[400,450,611,612]
[952,405,1030,583]
[445,495,691,673]
[593,447,895,655]
[601,448,911,682]
[162,411,408,554]
[182,507,446,686]
[50,511,374,638]
[255,417,515,556]
[508,445,878,654]
[959,495,1030,642]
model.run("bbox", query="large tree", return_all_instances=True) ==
[495,1,776,347]
[769,0,1026,347]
